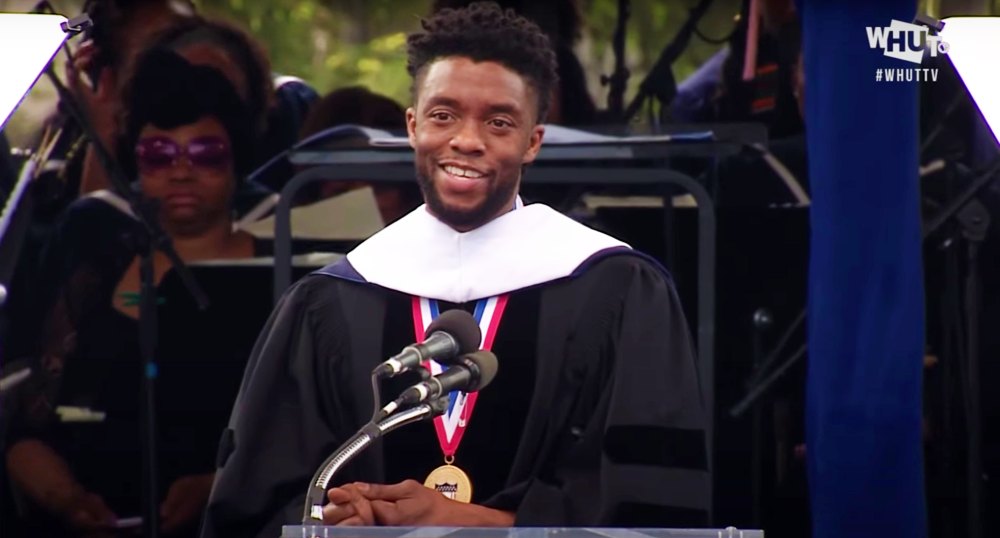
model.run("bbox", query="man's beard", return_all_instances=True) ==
[415,165,519,230]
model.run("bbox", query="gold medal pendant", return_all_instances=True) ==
[424,462,473,503]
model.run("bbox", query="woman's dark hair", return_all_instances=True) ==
[407,1,559,123]
[125,16,274,136]
[117,48,255,180]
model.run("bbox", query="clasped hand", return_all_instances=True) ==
[322,480,514,527]
[322,480,452,526]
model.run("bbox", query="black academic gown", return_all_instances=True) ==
[201,248,710,538]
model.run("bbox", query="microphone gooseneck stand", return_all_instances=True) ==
[302,398,448,523]
[602,0,631,121]
[623,0,715,125]
[302,349,496,523]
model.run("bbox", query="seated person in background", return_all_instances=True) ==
[76,12,316,205]
[4,16,280,502]
[4,49,269,538]
[135,16,274,147]
[1,1,198,364]
[714,0,802,138]
[202,3,707,537]
[70,0,197,196]
[144,15,318,195]
[126,15,285,215]
[297,86,422,224]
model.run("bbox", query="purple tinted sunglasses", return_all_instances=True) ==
[135,136,232,172]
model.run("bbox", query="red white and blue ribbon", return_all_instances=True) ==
[411,295,509,458]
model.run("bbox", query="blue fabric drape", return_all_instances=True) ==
[802,1,926,537]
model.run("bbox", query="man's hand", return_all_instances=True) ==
[360,480,515,527]
[323,483,376,526]
[159,473,214,534]
[364,480,457,526]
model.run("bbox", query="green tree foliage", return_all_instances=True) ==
[3,0,745,144]
[196,0,431,105]
[195,0,742,114]
[580,0,741,113]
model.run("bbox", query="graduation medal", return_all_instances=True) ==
[424,458,474,502]
[412,295,509,503]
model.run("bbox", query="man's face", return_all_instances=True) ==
[407,57,544,231]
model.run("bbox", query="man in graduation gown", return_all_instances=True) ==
[201,3,709,537]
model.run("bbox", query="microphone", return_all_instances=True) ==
[303,398,450,522]
[399,350,498,404]
[373,309,482,378]
[303,352,498,522]
[379,351,498,420]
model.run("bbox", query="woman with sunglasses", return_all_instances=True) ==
[4,49,268,538]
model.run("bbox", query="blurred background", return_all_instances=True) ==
[2,1,999,538]
[3,0,747,144]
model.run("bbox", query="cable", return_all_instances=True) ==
[748,143,811,205]
[369,373,382,423]
[693,23,738,45]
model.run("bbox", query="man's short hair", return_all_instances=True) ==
[406,1,559,123]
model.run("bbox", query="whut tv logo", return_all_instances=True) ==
[866,19,947,82]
